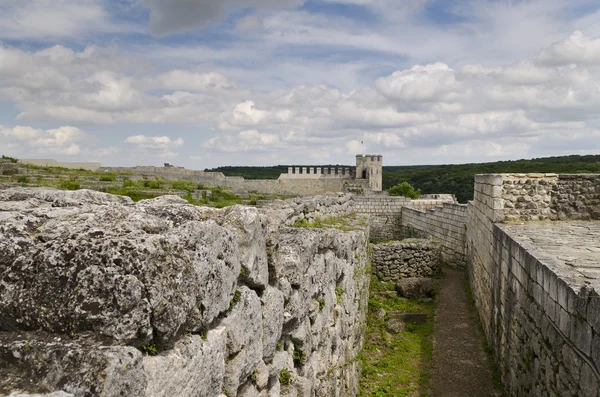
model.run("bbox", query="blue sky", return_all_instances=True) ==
[1,0,600,168]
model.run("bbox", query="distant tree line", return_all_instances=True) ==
[383,155,600,203]
[207,155,600,203]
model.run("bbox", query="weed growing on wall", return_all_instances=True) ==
[292,213,367,232]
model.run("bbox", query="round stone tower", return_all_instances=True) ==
[355,154,382,191]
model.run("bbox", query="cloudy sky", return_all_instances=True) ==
[1,0,600,168]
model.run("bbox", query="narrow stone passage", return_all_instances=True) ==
[431,267,502,397]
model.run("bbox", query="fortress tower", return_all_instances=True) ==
[355,154,382,192]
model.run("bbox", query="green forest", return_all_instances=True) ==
[206,154,600,203]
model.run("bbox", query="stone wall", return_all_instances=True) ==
[482,223,600,397]
[99,166,348,197]
[0,188,370,397]
[401,203,468,267]
[467,174,600,397]
[554,174,600,220]
[352,196,453,242]
[498,173,600,222]
[20,159,102,171]
[371,240,441,282]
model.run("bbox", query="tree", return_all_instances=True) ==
[388,181,420,199]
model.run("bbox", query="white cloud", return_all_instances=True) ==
[0,0,137,40]
[1,28,600,166]
[123,135,184,160]
[536,30,600,66]
[203,130,286,152]
[375,63,458,102]
[155,70,235,92]
[125,135,184,150]
[0,125,87,155]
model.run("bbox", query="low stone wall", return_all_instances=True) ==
[371,240,441,282]
[402,203,468,267]
[0,189,370,397]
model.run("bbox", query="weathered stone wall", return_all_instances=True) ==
[500,173,600,222]
[554,174,600,220]
[0,188,370,397]
[20,159,102,171]
[483,223,600,397]
[467,174,600,397]
[352,196,453,242]
[371,240,441,282]
[99,166,348,197]
[401,203,468,267]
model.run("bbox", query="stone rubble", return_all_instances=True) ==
[371,240,441,282]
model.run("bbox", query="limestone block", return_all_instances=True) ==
[395,278,435,299]
[143,331,226,396]
[0,203,240,347]
[221,287,264,395]
[262,287,285,361]
[0,334,146,396]
[223,205,269,289]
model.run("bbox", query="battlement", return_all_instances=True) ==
[355,154,383,191]
[279,166,354,179]
[355,154,382,163]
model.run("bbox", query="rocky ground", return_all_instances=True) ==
[0,158,284,207]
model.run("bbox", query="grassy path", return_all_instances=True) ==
[359,277,436,396]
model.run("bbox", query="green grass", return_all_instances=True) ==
[59,179,81,190]
[99,174,116,182]
[0,159,296,208]
[292,213,367,232]
[359,276,436,397]
[106,187,159,202]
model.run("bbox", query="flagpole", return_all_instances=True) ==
[361,134,364,156]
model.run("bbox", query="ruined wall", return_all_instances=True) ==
[371,240,441,282]
[352,196,452,242]
[401,203,468,267]
[20,159,102,171]
[467,174,600,397]
[99,166,348,197]
[0,189,370,397]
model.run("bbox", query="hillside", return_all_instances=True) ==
[384,155,600,203]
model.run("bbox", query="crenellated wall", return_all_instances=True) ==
[99,166,351,197]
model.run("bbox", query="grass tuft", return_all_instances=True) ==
[359,276,436,396]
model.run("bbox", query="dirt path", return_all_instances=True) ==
[431,267,502,397]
